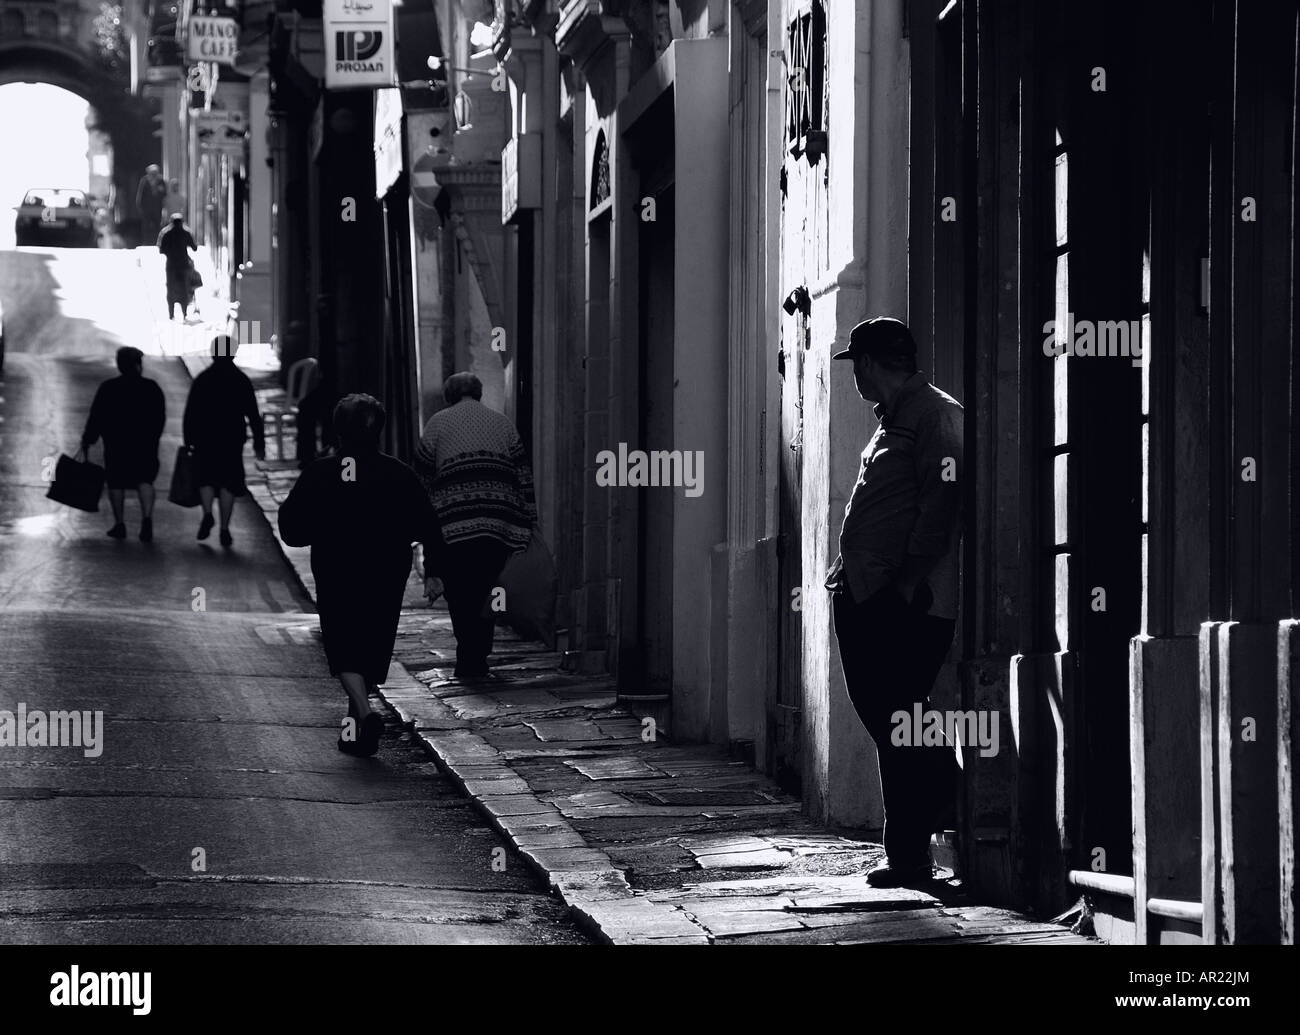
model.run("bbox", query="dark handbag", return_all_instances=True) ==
[187,260,202,289]
[168,446,200,507]
[46,449,104,512]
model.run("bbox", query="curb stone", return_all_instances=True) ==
[376,664,710,945]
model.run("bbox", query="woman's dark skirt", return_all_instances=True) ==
[314,548,413,686]
[165,265,191,310]
[192,443,248,496]
[103,444,160,490]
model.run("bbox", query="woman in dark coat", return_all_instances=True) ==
[158,214,197,321]
[278,394,443,757]
[81,346,166,541]
[182,335,265,547]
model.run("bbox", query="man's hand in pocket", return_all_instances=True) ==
[895,578,933,613]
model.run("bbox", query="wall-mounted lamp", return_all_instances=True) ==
[468,20,495,51]
[426,55,491,76]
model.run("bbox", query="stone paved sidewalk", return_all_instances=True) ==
[171,348,1093,946]
[379,621,1091,945]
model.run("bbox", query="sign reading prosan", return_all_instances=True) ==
[187,16,239,65]
[324,0,395,89]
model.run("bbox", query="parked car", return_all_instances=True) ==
[14,189,98,247]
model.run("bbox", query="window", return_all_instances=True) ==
[590,129,610,211]
[1052,130,1070,650]
[786,0,826,164]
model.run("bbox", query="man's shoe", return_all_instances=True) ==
[139,517,153,543]
[197,513,214,540]
[453,662,491,679]
[865,860,936,888]
[218,528,233,548]
[106,523,126,539]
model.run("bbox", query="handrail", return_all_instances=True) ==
[1146,897,1203,923]
[1067,869,1136,898]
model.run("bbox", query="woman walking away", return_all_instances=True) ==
[158,213,197,321]
[278,395,443,757]
[182,335,265,547]
[414,372,536,679]
[81,346,166,541]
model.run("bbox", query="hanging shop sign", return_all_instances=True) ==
[195,108,248,154]
[188,16,240,65]
[324,0,396,90]
[373,87,403,199]
[501,133,541,225]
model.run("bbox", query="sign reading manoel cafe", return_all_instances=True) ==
[187,15,239,65]
[324,0,397,90]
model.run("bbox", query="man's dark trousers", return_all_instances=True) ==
[441,536,512,675]
[833,585,959,870]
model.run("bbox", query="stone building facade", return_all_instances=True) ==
[486,0,1300,945]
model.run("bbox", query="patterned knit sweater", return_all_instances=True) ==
[414,399,536,550]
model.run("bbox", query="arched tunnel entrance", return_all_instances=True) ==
[0,39,159,241]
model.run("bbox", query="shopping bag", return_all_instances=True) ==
[496,527,558,649]
[46,450,104,512]
[187,261,203,289]
[168,446,200,507]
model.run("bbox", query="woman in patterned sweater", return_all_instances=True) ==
[414,372,536,678]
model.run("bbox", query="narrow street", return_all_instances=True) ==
[0,246,588,944]
[0,0,1292,1007]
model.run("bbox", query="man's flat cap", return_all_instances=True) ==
[832,316,918,361]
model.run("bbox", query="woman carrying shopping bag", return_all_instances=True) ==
[181,335,265,547]
[77,346,165,540]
